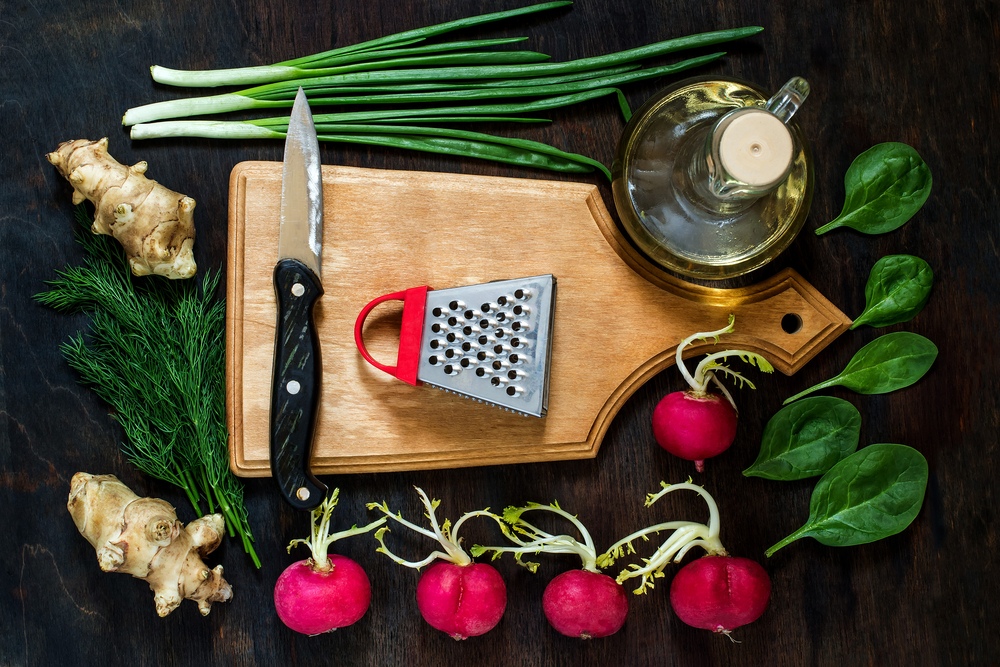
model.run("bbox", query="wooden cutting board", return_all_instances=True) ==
[226,161,850,477]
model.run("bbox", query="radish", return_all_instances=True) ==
[653,316,773,472]
[473,502,629,639]
[599,481,771,640]
[368,487,507,640]
[274,489,387,635]
[669,555,771,637]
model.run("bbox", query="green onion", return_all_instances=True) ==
[124,0,764,178]
[129,120,611,179]
[123,24,758,125]
[151,1,574,87]
[124,54,721,126]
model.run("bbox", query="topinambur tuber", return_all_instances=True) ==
[67,472,232,617]
[47,138,197,279]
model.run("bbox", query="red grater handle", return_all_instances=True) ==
[354,286,430,386]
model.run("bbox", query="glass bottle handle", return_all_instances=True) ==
[765,77,810,124]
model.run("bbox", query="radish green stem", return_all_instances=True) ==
[368,487,503,569]
[673,314,773,408]
[597,482,726,594]
[471,501,600,572]
[287,489,387,571]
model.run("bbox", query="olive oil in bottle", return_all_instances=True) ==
[612,77,813,279]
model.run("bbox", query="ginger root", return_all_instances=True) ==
[47,138,197,279]
[67,472,232,617]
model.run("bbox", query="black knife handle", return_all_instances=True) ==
[271,258,328,511]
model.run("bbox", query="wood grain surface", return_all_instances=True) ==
[226,162,849,475]
[2,1,998,666]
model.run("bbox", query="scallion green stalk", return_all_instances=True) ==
[129,120,610,179]
[151,1,574,87]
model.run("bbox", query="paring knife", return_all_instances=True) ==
[270,87,328,511]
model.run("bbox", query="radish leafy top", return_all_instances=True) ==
[368,487,504,568]
[597,481,726,594]
[471,501,601,573]
[288,489,387,571]
[676,315,774,409]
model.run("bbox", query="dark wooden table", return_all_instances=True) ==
[2,1,997,665]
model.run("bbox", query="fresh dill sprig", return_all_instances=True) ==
[36,204,260,568]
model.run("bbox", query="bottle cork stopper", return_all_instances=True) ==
[718,109,794,187]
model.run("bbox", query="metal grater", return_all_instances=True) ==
[354,275,556,417]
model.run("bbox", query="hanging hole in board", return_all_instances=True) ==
[781,313,803,334]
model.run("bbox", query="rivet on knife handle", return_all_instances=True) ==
[271,257,327,510]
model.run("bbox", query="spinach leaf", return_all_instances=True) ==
[744,397,861,480]
[815,143,932,235]
[765,444,928,556]
[852,255,934,329]
[783,332,937,404]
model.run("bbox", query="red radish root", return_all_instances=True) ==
[473,502,629,639]
[669,555,771,638]
[653,392,737,472]
[542,569,629,639]
[416,561,507,639]
[653,316,773,472]
[369,487,507,640]
[274,490,386,635]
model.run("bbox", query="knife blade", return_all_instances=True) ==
[270,87,328,511]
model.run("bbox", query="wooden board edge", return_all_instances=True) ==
[227,162,252,478]
[233,441,601,477]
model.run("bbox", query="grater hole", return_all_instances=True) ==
[506,386,516,396]
[513,305,523,316]
[492,361,502,370]
[449,300,460,310]
[477,351,487,361]
[511,322,521,332]
[461,358,471,368]
[478,335,488,345]
[514,289,525,299]
[495,329,505,338]
[462,342,472,351]
[446,333,456,342]
[431,323,441,333]
[445,349,455,359]
[464,310,475,319]
[432,307,443,317]
[511,338,520,347]
[481,303,491,313]
[496,312,506,322]
[448,317,458,326]
[463,326,473,335]
[497,296,508,306]
[480,319,490,328]
[494,345,504,354]
[509,354,519,363]
[444,365,454,374]
[429,355,439,365]
[430,340,440,349]
[476,368,486,377]
[508,370,517,379]
[491,376,501,386]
